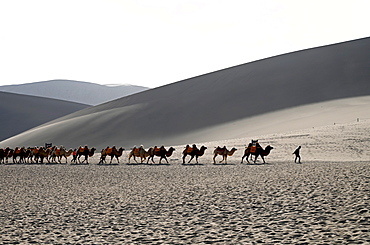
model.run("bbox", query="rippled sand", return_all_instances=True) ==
[1,161,369,244]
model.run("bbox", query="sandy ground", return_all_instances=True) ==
[1,121,370,244]
[1,162,369,244]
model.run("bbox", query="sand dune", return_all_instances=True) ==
[1,37,369,149]
[0,91,89,142]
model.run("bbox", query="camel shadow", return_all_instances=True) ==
[145,162,171,166]
[213,163,236,165]
[182,163,204,166]
[97,163,119,166]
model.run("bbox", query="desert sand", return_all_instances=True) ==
[1,120,369,244]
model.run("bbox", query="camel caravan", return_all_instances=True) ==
[0,140,273,165]
[0,145,96,165]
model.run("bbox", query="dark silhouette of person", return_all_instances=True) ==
[71,148,77,163]
[293,146,301,163]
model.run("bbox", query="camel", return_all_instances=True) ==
[24,147,36,163]
[35,147,53,164]
[21,148,33,164]
[213,146,237,164]
[12,147,23,164]
[241,141,273,164]
[76,146,96,164]
[128,146,150,164]
[182,145,207,164]
[50,146,73,164]
[99,146,124,164]
[0,147,11,164]
[5,148,14,163]
[58,148,73,163]
[147,146,175,164]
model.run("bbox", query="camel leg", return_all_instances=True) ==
[188,155,195,164]
[254,155,258,164]
[213,154,217,164]
[161,157,168,164]
[261,156,266,164]
[223,155,227,164]
[147,156,155,164]
[242,154,250,164]
[182,155,187,164]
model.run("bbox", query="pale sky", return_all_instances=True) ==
[0,0,369,88]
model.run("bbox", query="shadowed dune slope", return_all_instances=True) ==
[0,91,89,142]
[0,80,149,105]
[1,38,369,149]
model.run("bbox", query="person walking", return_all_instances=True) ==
[71,148,77,163]
[293,146,301,163]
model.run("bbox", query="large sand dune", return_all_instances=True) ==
[1,37,369,150]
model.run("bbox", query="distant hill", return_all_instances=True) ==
[0,91,89,142]
[0,80,149,105]
[1,37,369,149]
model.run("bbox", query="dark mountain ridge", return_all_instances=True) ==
[0,80,149,105]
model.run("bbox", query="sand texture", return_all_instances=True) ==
[1,161,369,244]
